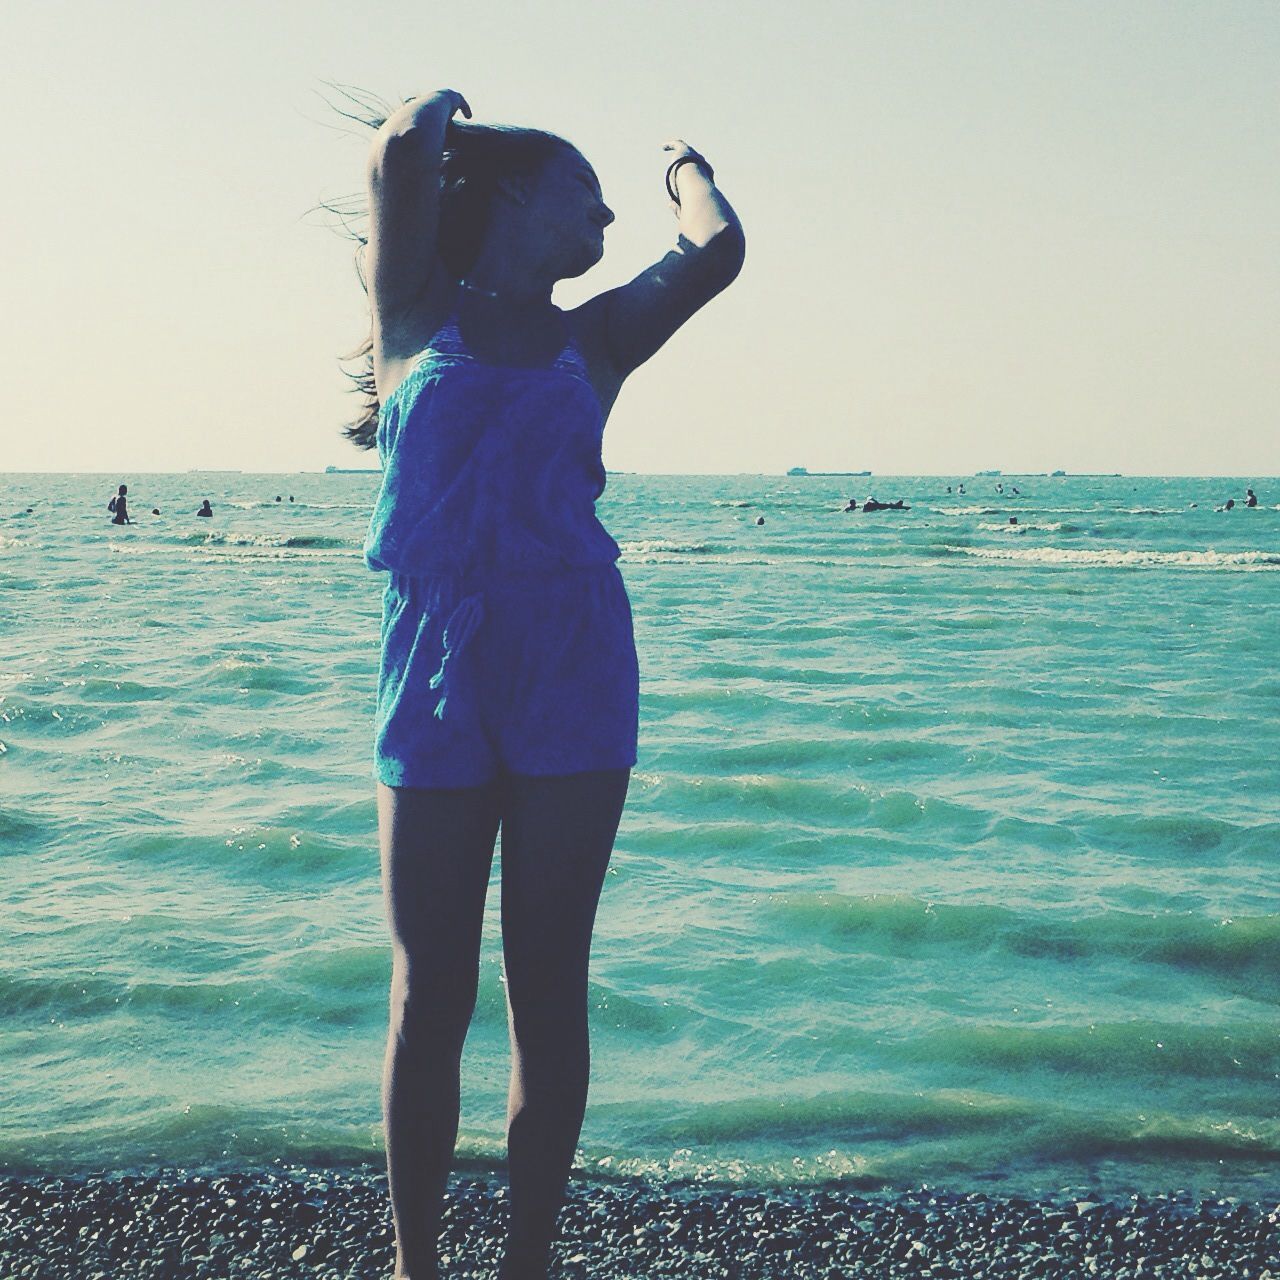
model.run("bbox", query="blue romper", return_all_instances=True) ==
[363,307,639,788]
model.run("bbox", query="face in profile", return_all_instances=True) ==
[513,146,615,280]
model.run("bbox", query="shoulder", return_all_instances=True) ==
[376,271,462,362]
[374,272,463,403]
[562,295,611,369]
[562,296,625,413]
[565,226,746,380]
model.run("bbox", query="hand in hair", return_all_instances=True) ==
[381,88,473,139]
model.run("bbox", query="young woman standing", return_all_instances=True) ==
[350,88,745,1280]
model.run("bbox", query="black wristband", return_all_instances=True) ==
[665,153,715,204]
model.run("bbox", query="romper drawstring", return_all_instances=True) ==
[427,590,485,720]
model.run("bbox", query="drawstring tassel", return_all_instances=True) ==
[427,591,485,720]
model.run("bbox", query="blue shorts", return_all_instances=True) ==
[375,562,639,787]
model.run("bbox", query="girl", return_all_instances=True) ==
[346,87,745,1280]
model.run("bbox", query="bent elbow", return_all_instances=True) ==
[708,221,746,285]
[368,124,439,183]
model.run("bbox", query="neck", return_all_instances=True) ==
[461,238,554,308]
[459,277,552,307]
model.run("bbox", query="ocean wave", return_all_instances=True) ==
[977,521,1070,534]
[177,532,357,550]
[943,545,1280,569]
[618,539,714,555]
[192,546,361,562]
[897,1019,1280,1089]
[224,501,370,511]
[769,892,1280,991]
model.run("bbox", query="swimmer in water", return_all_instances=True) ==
[197,500,214,518]
[107,484,131,525]
[1245,488,1258,507]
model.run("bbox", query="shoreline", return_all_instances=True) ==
[2,1162,1276,1278]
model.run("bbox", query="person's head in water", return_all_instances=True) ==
[338,106,614,450]
[118,484,127,496]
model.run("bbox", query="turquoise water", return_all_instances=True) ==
[2,471,1277,1201]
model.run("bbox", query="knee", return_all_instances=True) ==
[389,961,477,1059]
[505,979,591,1063]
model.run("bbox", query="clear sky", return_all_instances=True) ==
[5,0,1277,475]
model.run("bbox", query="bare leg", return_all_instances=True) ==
[495,768,632,1280]
[378,779,502,1280]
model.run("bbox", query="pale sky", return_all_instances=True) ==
[5,0,1277,475]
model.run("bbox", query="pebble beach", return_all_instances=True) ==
[2,1163,1277,1279]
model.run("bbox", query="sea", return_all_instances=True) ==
[1,471,1277,1203]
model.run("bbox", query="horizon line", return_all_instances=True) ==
[2,469,1277,480]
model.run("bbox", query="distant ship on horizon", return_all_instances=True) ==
[787,466,871,477]
[324,465,379,474]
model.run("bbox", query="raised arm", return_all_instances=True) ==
[365,90,471,326]
[594,141,746,379]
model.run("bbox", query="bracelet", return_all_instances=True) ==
[665,153,715,204]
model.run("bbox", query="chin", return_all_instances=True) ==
[562,245,602,280]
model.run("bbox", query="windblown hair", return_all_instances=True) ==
[318,84,572,450]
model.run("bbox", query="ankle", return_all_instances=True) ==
[497,1242,551,1280]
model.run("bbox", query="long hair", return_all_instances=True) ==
[318,85,572,451]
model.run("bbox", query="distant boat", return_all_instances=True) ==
[787,466,870,476]
[1051,469,1066,476]
[324,465,379,474]
[975,469,1001,476]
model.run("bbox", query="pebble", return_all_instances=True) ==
[0,1165,1276,1278]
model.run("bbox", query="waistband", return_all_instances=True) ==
[387,559,620,592]
[385,560,622,722]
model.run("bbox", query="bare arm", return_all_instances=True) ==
[595,142,746,379]
[366,90,471,325]
[668,150,740,247]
